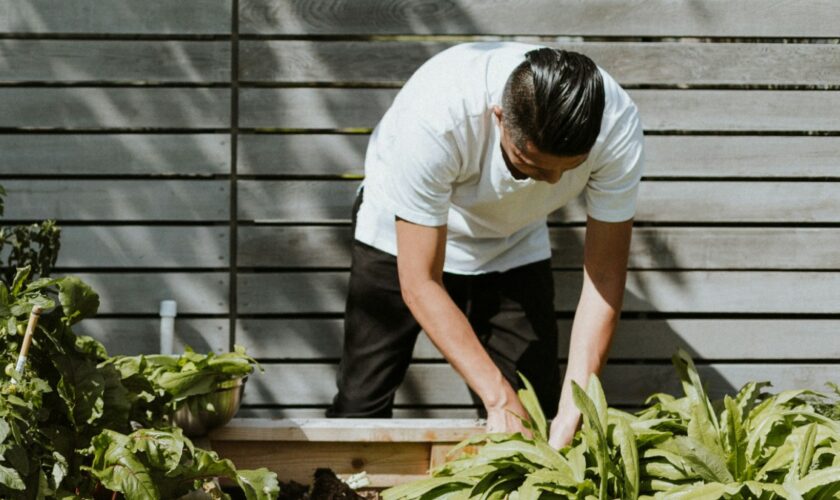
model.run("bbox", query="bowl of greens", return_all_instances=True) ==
[107,345,260,437]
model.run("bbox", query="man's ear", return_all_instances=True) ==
[492,105,503,122]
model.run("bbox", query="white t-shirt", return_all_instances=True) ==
[355,42,644,275]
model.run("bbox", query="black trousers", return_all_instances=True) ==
[326,193,561,419]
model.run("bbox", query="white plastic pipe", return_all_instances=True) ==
[159,300,177,355]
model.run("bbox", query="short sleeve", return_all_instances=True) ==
[376,112,462,227]
[585,104,645,223]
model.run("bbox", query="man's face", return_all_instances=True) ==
[493,106,589,184]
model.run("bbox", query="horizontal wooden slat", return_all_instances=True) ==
[643,136,840,178]
[0,134,230,176]
[210,418,483,442]
[236,135,840,179]
[211,440,430,487]
[0,41,230,83]
[238,226,840,270]
[238,88,396,130]
[67,272,228,314]
[3,180,228,221]
[238,180,840,223]
[0,88,229,129]
[240,41,840,86]
[238,271,840,314]
[236,318,840,361]
[237,134,367,176]
[55,226,228,268]
[76,318,229,356]
[239,89,840,132]
[238,180,358,222]
[0,0,231,34]
[239,0,840,37]
[244,363,840,407]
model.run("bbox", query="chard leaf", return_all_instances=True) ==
[11,266,31,295]
[56,276,99,325]
[53,354,105,428]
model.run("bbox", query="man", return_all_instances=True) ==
[326,42,643,450]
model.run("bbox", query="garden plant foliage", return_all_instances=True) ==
[383,351,840,500]
[0,267,278,499]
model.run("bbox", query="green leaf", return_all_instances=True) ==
[517,372,547,440]
[617,418,639,499]
[672,349,719,434]
[382,476,475,500]
[11,266,31,295]
[797,423,817,479]
[657,481,729,500]
[56,276,99,324]
[53,354,105,427]
[234,467,281,500]
[0,463,25,491]
[794,468,840,496]
[722,395,746,480]
[659,436,734,484]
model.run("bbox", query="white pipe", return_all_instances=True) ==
[159,300,177,355]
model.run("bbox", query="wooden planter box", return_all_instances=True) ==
[208,418,485,487]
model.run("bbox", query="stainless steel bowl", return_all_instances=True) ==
[173,376,247,437]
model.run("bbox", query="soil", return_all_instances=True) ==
[277,469,381,500]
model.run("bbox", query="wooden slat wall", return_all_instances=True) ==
[2,0,838,416]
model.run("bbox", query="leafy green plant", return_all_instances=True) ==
[0,186,61,287]
[0,268,278,499]
[84,427,279,500]
[383,350,840,500]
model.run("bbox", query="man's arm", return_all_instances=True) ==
[548,216,633,449]
[395,218,528,433]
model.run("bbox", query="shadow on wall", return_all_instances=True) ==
[0,1,233,355]
[234,0,735,415]
[0,0,738,414]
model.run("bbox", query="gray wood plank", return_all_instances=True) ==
[2,180,229,221]
[55,226,228,268]
[238,180,840,224]
[239,0,840,37]
[237,226,840,270]
[236,318,840,361]
[238,271,840,314]
[236,134,840,179]
[238,88,397,130]
[76,318,229,356]
[0,88,229,129]
[643,136,840,178]
[65,272,228,314]
[0,0,231,34]
[0,134,230,176]
[237,134,367,176]
[245,363,840,407]
[238,180,359,222]
[0,41,230,83]
[238,89,840,132]
[240,41,840,86]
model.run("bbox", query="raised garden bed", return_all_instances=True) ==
[207,418,484,488]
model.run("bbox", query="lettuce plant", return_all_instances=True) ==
[383,350,840,500]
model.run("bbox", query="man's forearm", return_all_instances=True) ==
[555,268,623,425]
[402,278,515,407]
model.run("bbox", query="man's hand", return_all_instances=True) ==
[484,385,530,435]
[548,411,581,449]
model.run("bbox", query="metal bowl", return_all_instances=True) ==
[173,376,247,437]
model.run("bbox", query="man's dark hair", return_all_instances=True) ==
[502,48,605,156]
